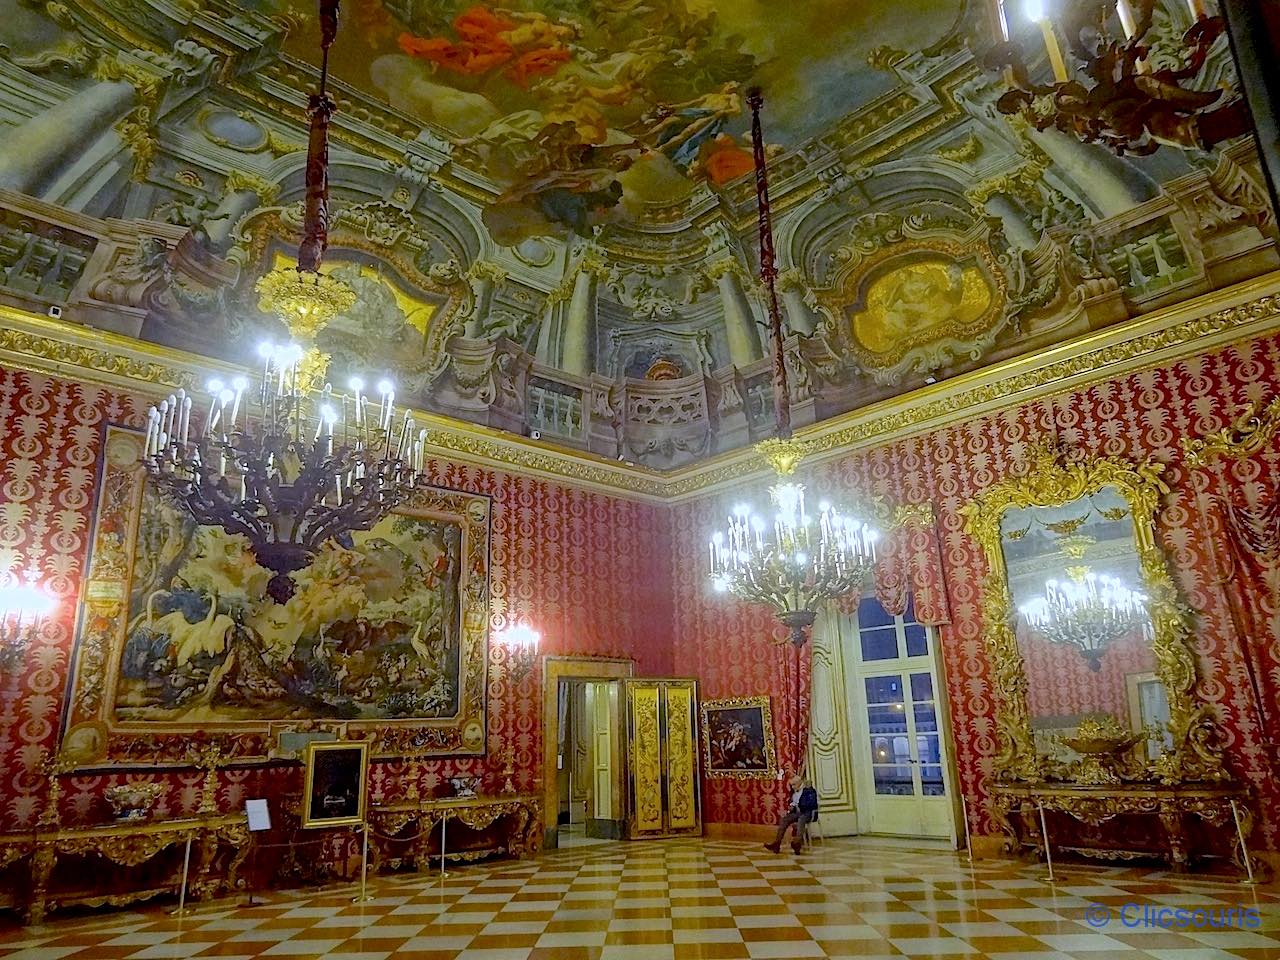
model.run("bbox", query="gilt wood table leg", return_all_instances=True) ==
[27,845,56,925]
[1159,801,1189,871]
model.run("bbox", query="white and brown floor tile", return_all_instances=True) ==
[0,838,1276,960]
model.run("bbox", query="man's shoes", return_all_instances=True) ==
[764,842,781,853]
[791,839,803,854]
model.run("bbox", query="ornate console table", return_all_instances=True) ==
[368,794,541,874]
[991,782,1262,874]
[0,813,250,924]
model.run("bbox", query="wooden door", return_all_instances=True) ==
[624,678,701,839]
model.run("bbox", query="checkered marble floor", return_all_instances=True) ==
[1,838,1277,960]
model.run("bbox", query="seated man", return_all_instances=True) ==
[765,773,819,854]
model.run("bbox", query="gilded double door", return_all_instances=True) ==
[624,678,701,839]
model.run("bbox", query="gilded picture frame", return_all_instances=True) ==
[59,425,491,770]
[959,442,1227,785]
[301,740,370,829]
[700,696,777,780]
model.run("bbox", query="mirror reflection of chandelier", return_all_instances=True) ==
[706,90,879,650]
[1019,570,1150,671]
[144,0,431,604]
[986,0,1250,154]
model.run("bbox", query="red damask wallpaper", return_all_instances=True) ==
[4,328,1280,861]
[0,365,674,846]
[671,333,1280,849]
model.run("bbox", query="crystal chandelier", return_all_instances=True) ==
[142,0,429,604]
[1019,570,1150,671]
[706,90,879,649]
[986,0,1250,154]
[145,353,428,603]
[710,479,879,647]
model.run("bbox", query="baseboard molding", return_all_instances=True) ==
[703,822,776,843]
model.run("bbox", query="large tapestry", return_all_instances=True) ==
[59,426,491,768]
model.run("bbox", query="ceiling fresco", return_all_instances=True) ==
[257,0,964,240]
[0,0,1275,473]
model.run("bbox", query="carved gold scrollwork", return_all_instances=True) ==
[1181,396,1280,467]
[960,442,1228,785]
[366,795,542,871]
[629,684,664,833]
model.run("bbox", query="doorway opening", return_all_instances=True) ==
[541,657,632,849]
[556,676,624,847]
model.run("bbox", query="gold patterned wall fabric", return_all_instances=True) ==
[60,426,491,769]
[625,678,701,838]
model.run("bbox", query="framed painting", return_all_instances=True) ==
[59,425,491,769]
[302,740,369,829]
[700,696,777,780]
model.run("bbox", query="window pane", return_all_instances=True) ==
[860,627,899,661]
[909,672,934,702]
[913,703,938,733]
[858,597,895,628]
[872,764,915,796]
[905,594,916,623]
[865,675,905,705]
[915,733,942,764]
[868,703,907,730]
[920,764,946,796]
[904,624,929,657]
[869,736,911,764]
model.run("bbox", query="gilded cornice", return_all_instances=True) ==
[1,276,1279,504]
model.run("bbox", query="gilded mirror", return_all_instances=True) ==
[961,444,1227,785]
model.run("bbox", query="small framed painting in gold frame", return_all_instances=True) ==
[301,740,370,828]
[700,696,777,780]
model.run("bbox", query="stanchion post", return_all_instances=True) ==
[243,837,259,907]
[353,822,374,903]
[1229,799,1258,885]
[1036,802,1056,883]
[171,835,193,917]
[961,795,974,864]
[439,814,450,882]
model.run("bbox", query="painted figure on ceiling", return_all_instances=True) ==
[269,0,963,239]
[398,6,579,88]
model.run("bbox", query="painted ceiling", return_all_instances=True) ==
[254,0,963,239]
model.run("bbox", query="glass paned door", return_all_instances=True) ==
[848,596,954,840]
[864,672,946,799]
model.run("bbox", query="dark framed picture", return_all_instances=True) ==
[700,697,777,780]
[301,741,370,828]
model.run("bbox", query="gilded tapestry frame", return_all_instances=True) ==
[59,424,491,770]
[959,443,1226,784]
[699,696,778,781]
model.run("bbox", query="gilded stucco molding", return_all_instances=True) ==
[1181,395,1280,467]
